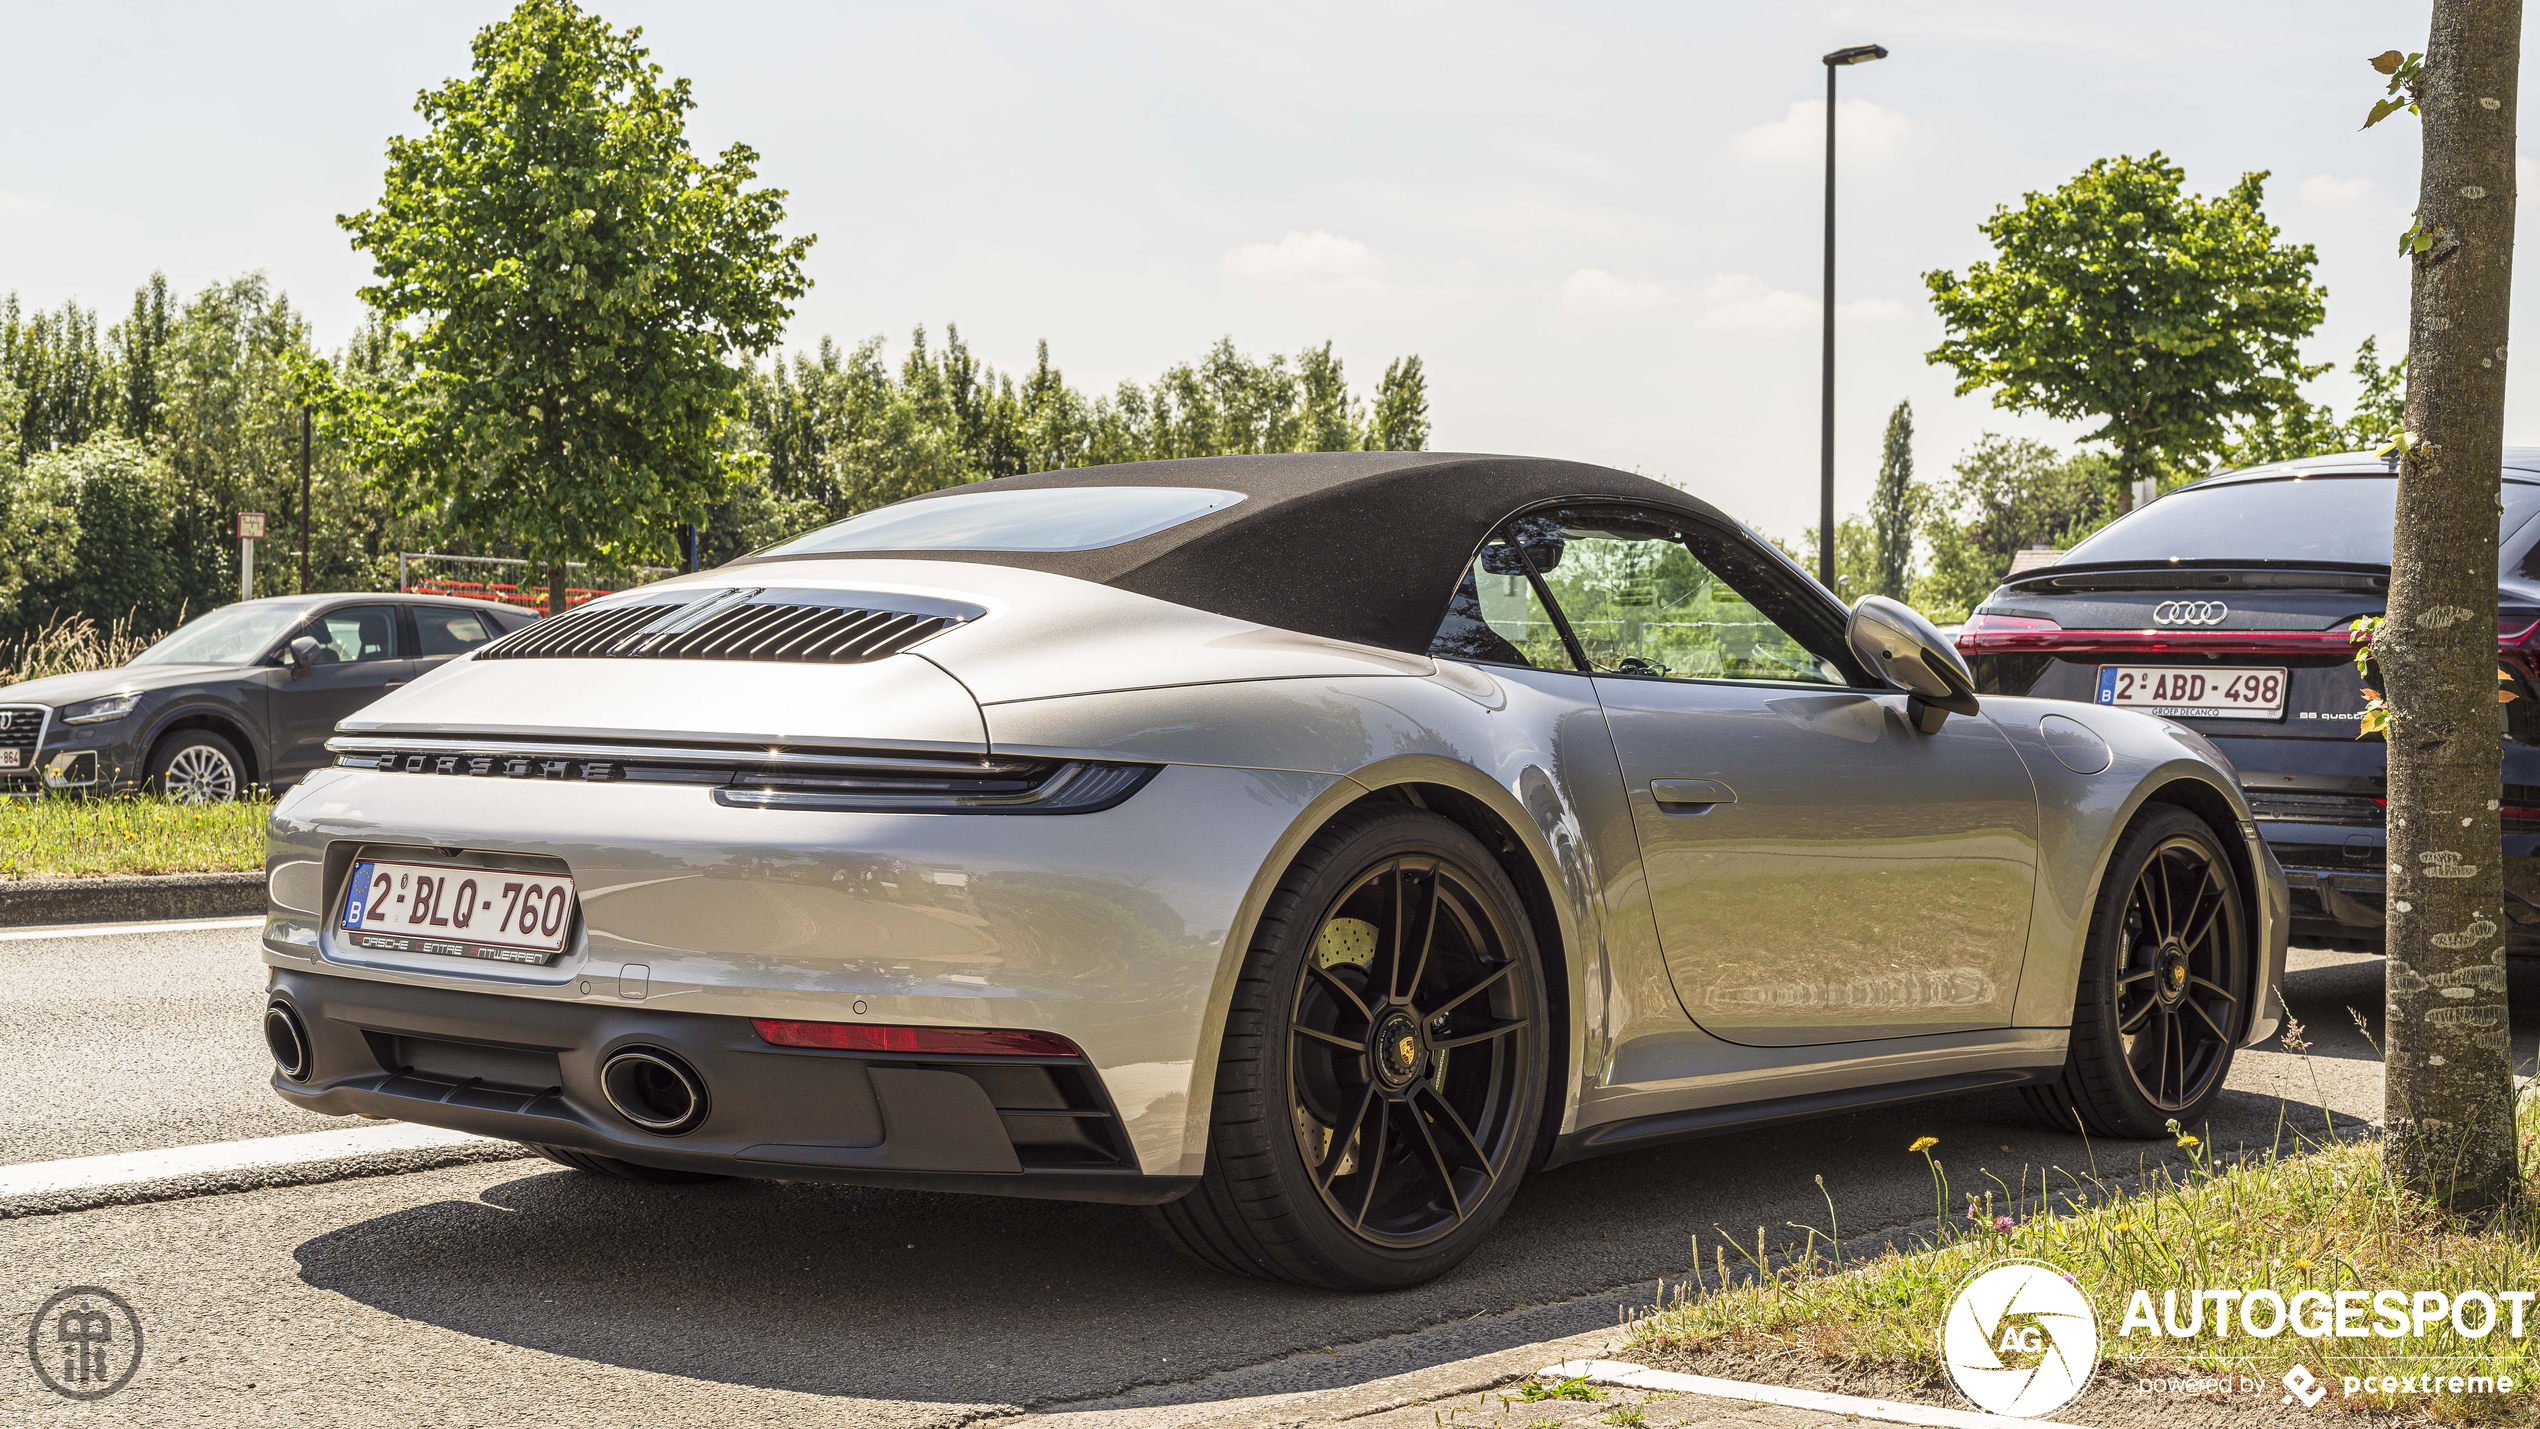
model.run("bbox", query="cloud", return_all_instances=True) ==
[1220,230,1383,282]
[2299,174,2374,206]
[1562,268,1674,315]
[1729,98,1907,168]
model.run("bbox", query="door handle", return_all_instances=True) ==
[1650,778,1736,813]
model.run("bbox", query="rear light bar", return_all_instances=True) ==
[750,1018,1083,1058]
[1958,612,2540,658]
[2373,797,2540,823]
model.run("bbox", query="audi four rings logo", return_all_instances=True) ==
[2153,601,2229,626]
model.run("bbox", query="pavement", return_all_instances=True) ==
[0,924,2520,1427]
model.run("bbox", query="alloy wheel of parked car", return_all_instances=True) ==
[2027,804,2250,1138]
[152,732,242,804]
[1147,804,1549,1289]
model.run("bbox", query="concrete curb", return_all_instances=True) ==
[0,871,265,926]
[0,1136,535,1220]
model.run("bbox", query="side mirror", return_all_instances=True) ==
[284,635,322,678]
[1847,595,1981,734]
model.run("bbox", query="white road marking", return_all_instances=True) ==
[0,914,263,942]
[1539,1361,2085,1429]
[0,1124,495,1199]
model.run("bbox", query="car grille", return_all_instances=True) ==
[2244,790,2381,825]
[0,705,47,779]
[328,737,1156,815]
[477,593,966,665]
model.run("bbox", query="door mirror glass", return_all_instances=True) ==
[1847,595,1981,730]
[283,635,322,677]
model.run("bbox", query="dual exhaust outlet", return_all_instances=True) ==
[262,999,708,1136]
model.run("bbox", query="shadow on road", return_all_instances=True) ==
[288,952,2520,1410]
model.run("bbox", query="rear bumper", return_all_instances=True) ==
[266,966,1193,1204]
[2267,821,2540,955]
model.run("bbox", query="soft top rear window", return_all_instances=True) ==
[2063,474,2540,569]
[762,485,1244,556]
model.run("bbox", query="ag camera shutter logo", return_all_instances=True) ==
[1940,1260,2099,1417]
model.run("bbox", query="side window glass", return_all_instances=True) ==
[415,607,495,656]
[1429,528,1577,670]
[307,606,402,664]
[1531,514,1848,685]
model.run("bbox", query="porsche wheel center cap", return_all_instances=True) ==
[2154,944,2189,1004]
[1372,1011,1424,1089]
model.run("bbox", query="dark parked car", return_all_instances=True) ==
[1958,449,2540,955]
[0,593,539,801]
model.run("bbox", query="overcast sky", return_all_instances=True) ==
[0,1,2514,538]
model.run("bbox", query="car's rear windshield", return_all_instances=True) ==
[2062,473,2540,569]
[130,603,310,666]
[762,485,1245,556]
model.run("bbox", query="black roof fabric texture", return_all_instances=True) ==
[736,452,1725,653]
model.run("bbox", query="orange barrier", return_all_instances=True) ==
[405,579,614,613]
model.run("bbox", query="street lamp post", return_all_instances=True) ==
[1819,42,1888,593]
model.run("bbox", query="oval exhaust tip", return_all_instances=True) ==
[264,1002,311,1082]
[599,1047,707,1134]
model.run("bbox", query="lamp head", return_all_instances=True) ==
[1823,43,1889,66]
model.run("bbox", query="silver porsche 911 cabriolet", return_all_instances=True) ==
[260,453,2285,1289]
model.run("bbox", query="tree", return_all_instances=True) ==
[336,0,813,615]
[1369,355,1430,452]
[1925,154,2327,505]
[14,436,178,638]
[2218,335,2411,468]
[1914,435,2114,622]
[1871,400,1918,600]
[2365,7,2521,1211]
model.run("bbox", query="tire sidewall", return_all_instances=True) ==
[1235,808,1551,1288]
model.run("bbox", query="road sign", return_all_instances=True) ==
[236,512,267,540]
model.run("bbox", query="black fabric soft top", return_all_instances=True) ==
[734,452,1739,654]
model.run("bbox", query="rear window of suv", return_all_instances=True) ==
[2063,473,2540,568]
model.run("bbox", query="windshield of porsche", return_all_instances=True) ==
[762,486,1245,556]
[2063,474,2540,568]
[130,604,308,666]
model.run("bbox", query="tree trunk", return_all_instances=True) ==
[548,562,569,620]
[2384,0,2521,1211]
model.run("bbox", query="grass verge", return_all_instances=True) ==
[1631,1090,2540,1423]
[0,793,269,877]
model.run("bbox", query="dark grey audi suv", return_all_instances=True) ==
[1958,450,2540,955]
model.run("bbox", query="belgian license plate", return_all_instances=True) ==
[338,858,576,965]
[0,749,19,768]
[2096,665,2287,720]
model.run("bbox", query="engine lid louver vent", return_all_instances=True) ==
[477,589,977,665]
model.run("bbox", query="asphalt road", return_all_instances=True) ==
[0,929,2525,1427]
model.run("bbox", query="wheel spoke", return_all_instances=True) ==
[2186,975,2238,1005]
[1425,964,1510,1021]
[1405,1100,1465,1223]
[1315,1082,1377,1191]
[2148,853,2176,942]
[1306,961,1373,1022]
[2118,996,2157,1035]
[1353,1103,1392,1230]
[2181,886,2226,955]
[1403,867,1444,1005]
[1434,1017,1527,1051]
[1418,1084,1491,1173]
[1292,1023,1364,1053]
[2116,970,2158,989]
[2187,996,2230,1043]
[1384,861,1408,1001]
[2163,1012,2181,1105]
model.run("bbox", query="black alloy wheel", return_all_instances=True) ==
[2027,803,2251,1138]
[1147,804,1550,1289]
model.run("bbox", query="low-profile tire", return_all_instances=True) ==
[1145,804,1551,1290]
[147,729,245,804]
[2025,804,2252,1139]
[518,1142,731,1185]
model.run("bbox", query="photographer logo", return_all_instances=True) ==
[1941,1261,2098,1418]
[25,1286,144,1401]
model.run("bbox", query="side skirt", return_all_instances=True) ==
[1543,1067,2056,1169]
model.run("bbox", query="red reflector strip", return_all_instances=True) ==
[1954,628,2359,656]
[2383,797,2540,822]
[750,1018,1083,1058]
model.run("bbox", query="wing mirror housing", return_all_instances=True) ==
[283,635,322,678]
[1847,596,1981,734]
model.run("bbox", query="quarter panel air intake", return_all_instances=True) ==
[476,587,980,665]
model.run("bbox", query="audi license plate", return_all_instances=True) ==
[2096,665,2287,720]
[0,749,18,767]
[338,858,576,965]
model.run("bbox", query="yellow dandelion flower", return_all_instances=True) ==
[2293,1258,2314,1270]
[2176,1134,2200,1149]
[1909,1136,1938,1153]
